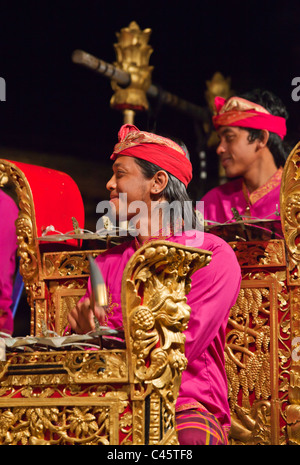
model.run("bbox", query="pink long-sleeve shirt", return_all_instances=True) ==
[84,230,241,431]
[201,169,282,224]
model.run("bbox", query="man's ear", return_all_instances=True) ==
[258,129,270,148]
[150,170,169,194]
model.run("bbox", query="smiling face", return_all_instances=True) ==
[216,126,262,179]
[106,155,154,221]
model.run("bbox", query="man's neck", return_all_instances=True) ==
[137,225,173,245]
[243,151,278,193]
[135,199,173,244]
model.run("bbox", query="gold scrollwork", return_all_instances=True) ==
[226,268,290,445]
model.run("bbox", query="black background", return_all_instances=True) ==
[1,0,300,174]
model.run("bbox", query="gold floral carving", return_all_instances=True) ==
[0,392,127,445]
[0,405,112,445]
[226,248,290,445]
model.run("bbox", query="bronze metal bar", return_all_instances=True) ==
[72,49,210,122]
[72,49,130,86]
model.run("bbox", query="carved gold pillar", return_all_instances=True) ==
[110,21,153,124]
[280,141,300,444]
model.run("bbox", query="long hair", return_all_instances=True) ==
[133,157,200,231]
[237,89,290,167]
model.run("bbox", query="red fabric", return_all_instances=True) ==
[111,124,193,187]
[5,160,85,245]
[213,96,287,139]
[118,124,139,140]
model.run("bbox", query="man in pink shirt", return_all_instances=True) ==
[0,189,18,334]
[68,124,241,445]
[201,89,289,224]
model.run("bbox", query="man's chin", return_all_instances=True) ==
[224,169,238,179]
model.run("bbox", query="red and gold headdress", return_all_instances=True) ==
[212,96,287,139]
[111,124,193,187]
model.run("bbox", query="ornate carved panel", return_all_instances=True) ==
[0,350,130,445]
[281,142,300,444]
[227,240,290,445]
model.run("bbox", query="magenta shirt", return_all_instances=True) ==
[84,231,241,430]
[0,190,18,334]
[201,170,282,224]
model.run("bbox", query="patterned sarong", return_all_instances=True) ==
[175,408,229,445]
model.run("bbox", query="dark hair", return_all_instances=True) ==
[133,157,200,230]
[237,89,289,167]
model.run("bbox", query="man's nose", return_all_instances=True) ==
[106,175,116,191]
[216,141,226,156]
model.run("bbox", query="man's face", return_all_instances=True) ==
[216,126,261,178]
[106,155,153,221]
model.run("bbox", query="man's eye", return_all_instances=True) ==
[116,171,124,177]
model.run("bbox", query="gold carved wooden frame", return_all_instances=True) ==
[280,141,300,444]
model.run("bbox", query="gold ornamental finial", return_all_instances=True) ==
[110,21,154,123]
[205,72,233,114]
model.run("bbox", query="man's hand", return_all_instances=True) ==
[67,297,106,334]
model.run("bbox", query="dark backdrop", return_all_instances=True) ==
[1,0,300,199]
